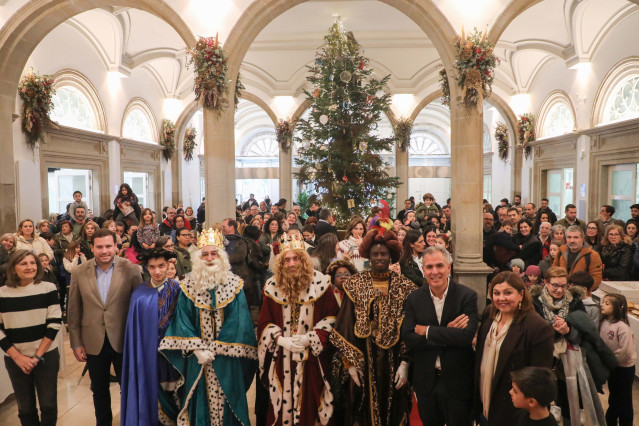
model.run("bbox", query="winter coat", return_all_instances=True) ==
[225,233,252,291]
[512,233,542,267]
[553,245,602,291]
[598,242,633,281]
[400,256,425,287]
[159,219,173,236]
[566,310,618,392]
[14,234,54,260]
[52,232,81,260]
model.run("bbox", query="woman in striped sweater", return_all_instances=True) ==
[0,250,61,426]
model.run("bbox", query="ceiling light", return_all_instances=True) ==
[509,93,530,116]
[273,96,295,119]
[392,94,414,118]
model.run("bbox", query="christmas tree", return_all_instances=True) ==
[294,19,400,223]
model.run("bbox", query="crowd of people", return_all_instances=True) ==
[0,187,636,426]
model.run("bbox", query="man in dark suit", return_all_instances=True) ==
[314,208,338,240]
[402,246,478,426]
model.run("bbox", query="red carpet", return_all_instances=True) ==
[410,393,423,425]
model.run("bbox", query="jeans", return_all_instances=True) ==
[86,336,123,426]
[114,211,139,226]
[5,348,60,426]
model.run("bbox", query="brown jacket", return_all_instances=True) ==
[67,256,142,354]
[553,245,603,291]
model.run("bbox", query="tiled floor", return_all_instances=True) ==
[1,335,637,425]
[0,334,257,425]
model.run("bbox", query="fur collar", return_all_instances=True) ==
[263,270,331,304]
[181,273,243,310]
[529,283,585,301]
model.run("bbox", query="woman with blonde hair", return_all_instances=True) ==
[61,241,86,285]
[78,220,98,259]
[336,217,367,271]
[15,219,54,261]
[598,224,634,281]
[1,233,18,255]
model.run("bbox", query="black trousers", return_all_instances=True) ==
[416,372,473,426]
[5,348,60,426]
[606,365,635,426]
[86,336,123,426]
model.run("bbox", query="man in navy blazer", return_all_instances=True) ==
[401,246,478,426]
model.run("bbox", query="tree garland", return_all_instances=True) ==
[276,119,293,153]
[452,28,499,108]
[234,71,244,110]
[517,113,535,159]
[439,67,450,106]
[495,122,509,161]
[394,117,413,151]
[186,35,230,114]
[18,68,58,151]
[183,127,197,163]
[160,119,176,161]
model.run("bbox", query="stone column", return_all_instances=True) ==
[396,146,409,204]
[450,103,492,310]
[204,107,236,225]
[279,148,292,205]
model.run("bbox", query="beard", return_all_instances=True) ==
[274,251,314,301]
[191,251,231,292]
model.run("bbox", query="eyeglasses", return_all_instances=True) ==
[334,272,351,278]
[549,282,569,291]
[164,243,174,248]
[587,226,597,230]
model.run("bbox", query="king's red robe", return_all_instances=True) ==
[257,270,339,426]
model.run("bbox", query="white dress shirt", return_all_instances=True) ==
[425,280,450,369]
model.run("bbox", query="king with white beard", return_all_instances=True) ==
[159,229,257,426]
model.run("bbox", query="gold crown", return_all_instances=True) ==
[279,233,306,253]
[197,228,224,249]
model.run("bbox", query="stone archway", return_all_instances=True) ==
[488,0,545,43]
[0,0,195,232]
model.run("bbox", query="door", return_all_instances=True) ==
[48,168,92,216]
[124,171,149,209]
[607,164,636,222]
[546,168,573,214]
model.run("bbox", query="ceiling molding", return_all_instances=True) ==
[250,31,434,51]
[126,47,183,68]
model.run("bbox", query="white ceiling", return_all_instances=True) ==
[15,0,639,111]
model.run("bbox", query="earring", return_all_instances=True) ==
[518,301,522,310]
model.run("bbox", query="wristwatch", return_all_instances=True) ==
[33,355,45,363]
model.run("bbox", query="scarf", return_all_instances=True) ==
[538,286,571,356]
[184,213,195,223]
[480,312,512,418]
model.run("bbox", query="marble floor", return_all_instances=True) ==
[0,335,637,425]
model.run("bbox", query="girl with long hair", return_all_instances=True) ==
[337,217,368,271]
[113,183,140,225]
[399,230,425,287]
[310,233,338,273]
[599,293,636,426]
[137,207,160,250]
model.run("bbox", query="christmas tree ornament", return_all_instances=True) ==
[359,61,365,70]
[319,114,329,124]
[313,88,320,98]
[316,58,323,66]
[359,141,368,151]
[375,90,385,98]
[347,199,356,208]
[366,96,373,105]
[343,101,349,109]
[329,104,338,111]
[342,175,349,182]
[340,70,352,82]
[329,74,334,81]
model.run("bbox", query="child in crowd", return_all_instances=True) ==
[500,219,514,235]
[166,258,179,280]
[569,272,598,324]
[62,241,86,280]
[522,265,541,288]
[67,190,88,222]
[38,252,59,290]
[509,258,525,276]
[510,366,558,426]
[599,293,637,426]
[137,207,160,250]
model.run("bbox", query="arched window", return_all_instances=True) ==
[542,102,575,137]
[409,132,448,156]
[242,132,279,157]
[603,75,639,123]
[483,130,492,152]
[123,109,154,142]
[51,69,106,132]
[537,91,576,138]
[51,86,97,131]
